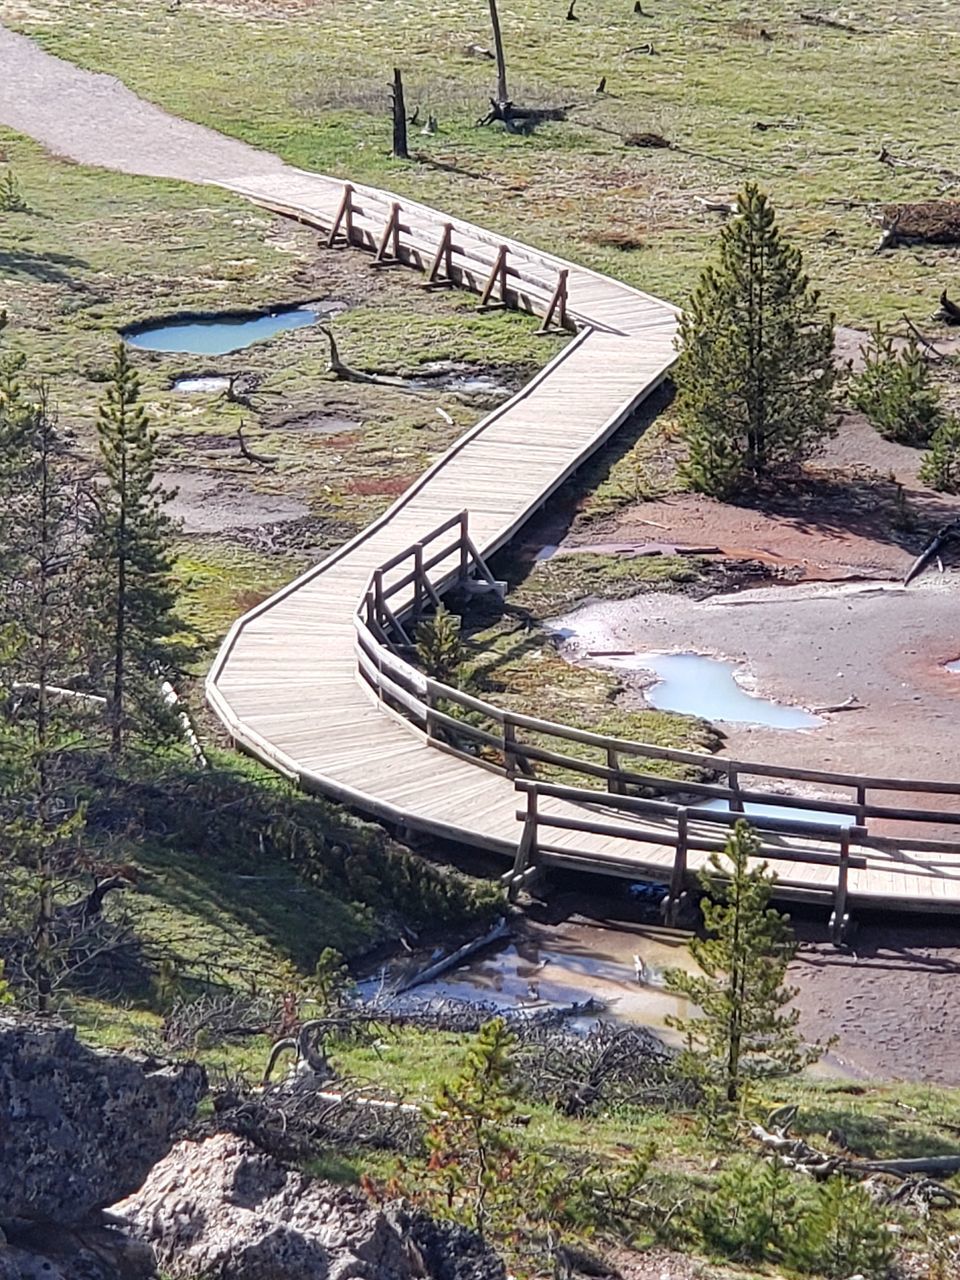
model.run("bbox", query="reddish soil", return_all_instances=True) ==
[574,413,960,584]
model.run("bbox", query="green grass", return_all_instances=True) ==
[5,0,960,327]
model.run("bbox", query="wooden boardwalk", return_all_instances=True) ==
[208,169,960,924]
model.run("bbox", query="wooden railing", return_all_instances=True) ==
[324,183,575,334]
[511,778,865,943]
[353,515,960,936]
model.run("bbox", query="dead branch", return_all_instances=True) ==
[938,290,960,325]
[319,327,428,394]
[873,222,900,254]
[236,422,278,467]
[478,98,575,133]
[808,694,863,713]
[694,196,737,216]
[878,147,960,188]
[395,916,510,993]
[902,314,946,360]
[799,10,863,33]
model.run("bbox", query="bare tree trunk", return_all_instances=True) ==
[391,68,409,160]
[488,0,508,102]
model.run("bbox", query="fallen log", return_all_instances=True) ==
[799,10,863,33]
[237,422,278,466]
[395,916,510,993]
[751,1121,960,1204]
[319,327,428,394]
[478,98,575,132]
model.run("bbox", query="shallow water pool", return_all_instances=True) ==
[126,306,321,355]
[616,651,823,729]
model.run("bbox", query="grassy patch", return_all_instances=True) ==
[6,0,960,327]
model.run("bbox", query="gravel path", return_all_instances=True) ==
[0,24,287,182]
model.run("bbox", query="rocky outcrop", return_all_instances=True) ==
[0,1016,205,1229]
[112,1133,506,1280]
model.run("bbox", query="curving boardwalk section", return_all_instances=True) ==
[207,172,680,838]
[3,25,960,922]
[208,173,960,923]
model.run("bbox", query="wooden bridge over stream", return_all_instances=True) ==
[207,169,960,939]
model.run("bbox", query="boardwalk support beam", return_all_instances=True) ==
[373,201,403,267]
[829,829,852,945]
[537,268,571,334]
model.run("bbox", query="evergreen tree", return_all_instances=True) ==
[89,343,185,754]
[415,603,464,686]
[919,413,960,493]
[664,821,825,1112]
[677,184,836,498]
[0,385,91,1011]
[850,323,943,446]
[424,1017,521,1239]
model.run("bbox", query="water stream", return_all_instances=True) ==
[360,922,697,1042]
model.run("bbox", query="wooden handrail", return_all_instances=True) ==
[353,518,960,870]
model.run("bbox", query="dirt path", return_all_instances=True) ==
[0,24,287,182]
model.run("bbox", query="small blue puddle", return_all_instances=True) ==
[632,652,822,729]
[126,306,322,356]
[946,659,960,673]
[697,798,850,828]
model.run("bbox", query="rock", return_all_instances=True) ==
[0,1227,154,1280]
[113,1134,506,1280]
[0,1016,205,1228]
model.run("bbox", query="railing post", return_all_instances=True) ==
[665,807,688,926]
[373,569,385,630]
[327,183,355,248]
[424,681,438,740]
[727,762,744,813]
[459,511,470,583]
[504,717,517,778]
[830,829,851,947]
[413,543,425,619]
[855,783,867,828]
[507,787,539,902]
[607,746,624,795]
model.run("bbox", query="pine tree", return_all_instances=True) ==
[0,385,91,1011]
[785,1176,894,1279]
[850,323,943,446]
[664,821,825,1112]
[415,603,463,686]
[919,413,960,493]
[677,184,836,498]
[89,343,186,755]
[424,1017,521,1239]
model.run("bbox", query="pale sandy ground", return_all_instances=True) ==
[0,24,287,182]
[552,572,960,785]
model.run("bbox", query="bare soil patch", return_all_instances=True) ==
[161,469,310,535]
[576,413,960,582]
[791,919,960,1086]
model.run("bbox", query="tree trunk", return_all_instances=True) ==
[391,68,409,160]
[488,0,508,103]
